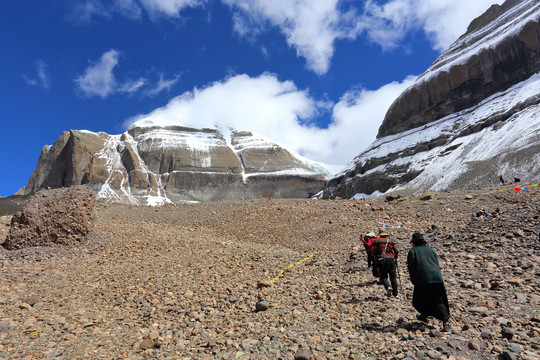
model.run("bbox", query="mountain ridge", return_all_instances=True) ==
[23,126,329,205]
[322,0,540,199]
[378,0,540,138]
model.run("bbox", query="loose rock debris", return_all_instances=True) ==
[0,184,538,359]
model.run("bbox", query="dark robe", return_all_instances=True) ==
[412,283,450,322]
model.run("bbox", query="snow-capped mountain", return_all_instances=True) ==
[23,125,329,205]
[322,0,540,199]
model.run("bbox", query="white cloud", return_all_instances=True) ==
[75,50,120,98]
[127,73,415,172]
[119,77,147,94]
[128,73,316,130]
[260,46,269,59]
[362,0,505,51]
[222,0,356,75]
[36,61,51,89]
[68,0,203,21]
[220,0,508,74]
[22,76,38,87]
[23,60,51,89]
[66,1,504,75]
[138,0,206,17]
[75,50,179,98]
[68,0,107,23]
[146,73,180,96]
[321,76,416,164]
[68,0,142,23]
[115,0,143,19]
[218,0,504,74]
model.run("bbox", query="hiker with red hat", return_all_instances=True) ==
[407,232,452,332]
[371,228,399,297]
[360,231,380,280]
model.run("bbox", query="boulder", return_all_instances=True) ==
[294,349,312,360]
[255,301,270,312]
[2,186,96,250]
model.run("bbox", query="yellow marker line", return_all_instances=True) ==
[22,328,42,336]
[269,254,314,285]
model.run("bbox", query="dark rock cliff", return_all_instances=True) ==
[379,0,540,138]
[323,0,540,199]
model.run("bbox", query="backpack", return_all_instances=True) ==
[376,238,395,263]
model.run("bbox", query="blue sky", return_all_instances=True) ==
[0,0,502,197]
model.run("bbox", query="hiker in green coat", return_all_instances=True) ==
[407,232,452,332]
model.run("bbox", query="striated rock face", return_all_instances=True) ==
[379,0,540,138]
[323,0,540,199]
[23,126,328,204]
[3,187,96,250]
[24,131,108,194]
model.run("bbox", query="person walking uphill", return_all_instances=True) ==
[372,228,399,297]
[360,231,379,280]
[407,232,452,332]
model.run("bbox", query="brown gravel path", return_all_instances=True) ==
[0,184,539,359]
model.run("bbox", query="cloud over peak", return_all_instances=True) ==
[127,73,415,171]
[128,73,316,130]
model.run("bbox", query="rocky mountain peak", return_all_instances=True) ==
[23,126,328,204]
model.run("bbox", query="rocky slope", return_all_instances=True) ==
[0,183,538,359]
[323,0,540,199]
[22,126,328,204]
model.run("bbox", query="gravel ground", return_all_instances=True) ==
[0,183,539,360]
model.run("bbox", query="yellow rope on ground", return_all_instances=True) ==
[22,328,42,336]
[269,254,315,285]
